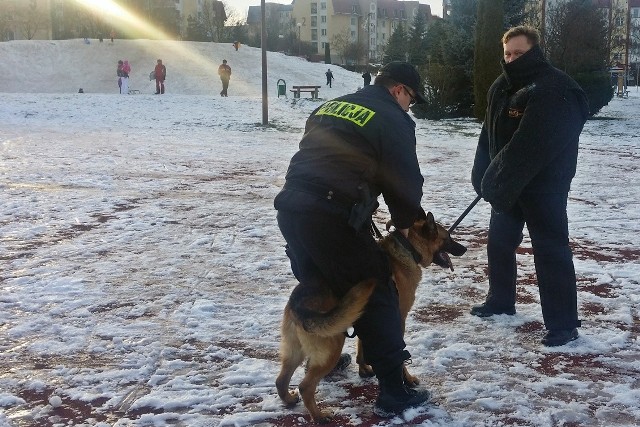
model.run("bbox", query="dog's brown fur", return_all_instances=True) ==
[275,212,466,423]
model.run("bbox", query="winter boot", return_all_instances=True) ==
[374,364,431,417]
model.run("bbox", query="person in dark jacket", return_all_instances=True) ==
[218,59,231,97]
[362,70,372,86]
[325,68,334,87]
[470,26,589,347]
[275,62,430,417]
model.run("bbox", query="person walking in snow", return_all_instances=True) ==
[154,59,167,95]
[218,59,231,97]
[325,68,334,88]
[470,26,589,347]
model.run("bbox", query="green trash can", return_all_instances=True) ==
[277,79,287,98]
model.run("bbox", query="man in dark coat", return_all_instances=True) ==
[218,59,231,97]
[470,26,589,346]
[275,62,431,417]
[362,70,372,86]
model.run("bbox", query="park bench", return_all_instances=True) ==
[290,85,321,99]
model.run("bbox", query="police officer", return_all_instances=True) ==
[275,62,430,416]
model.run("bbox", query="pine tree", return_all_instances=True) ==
[473,0,504,119]
[408,11,429,66]
[383,24,408,63]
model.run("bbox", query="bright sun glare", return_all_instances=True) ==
[72,0,231,88]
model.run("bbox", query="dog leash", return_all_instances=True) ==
[448,194,482,234]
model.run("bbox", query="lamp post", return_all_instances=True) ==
[297,22,302,56]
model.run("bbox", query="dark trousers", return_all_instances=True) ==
[277,210,408,378]
[220,78,229,96]
[486,192,579,330]
[155,79,164,94]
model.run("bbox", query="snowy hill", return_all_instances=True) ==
[0,39,360,95]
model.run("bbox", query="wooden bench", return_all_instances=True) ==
[290,85,321,99]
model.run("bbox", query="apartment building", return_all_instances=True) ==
[290,0,431,63]
[246,0,431,64]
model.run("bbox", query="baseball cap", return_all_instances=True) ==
[376,61,426,104]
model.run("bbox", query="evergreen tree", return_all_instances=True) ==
[473,0,504,119]
[545,0,613,115]
[382,24,408,63]
[408,11,429,66]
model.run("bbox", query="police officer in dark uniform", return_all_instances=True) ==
[275,62,430,416]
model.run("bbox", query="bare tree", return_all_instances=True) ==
[0,3,12,41]
[15,0,47,40]
[201,0,227,42]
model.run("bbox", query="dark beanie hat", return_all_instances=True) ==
[376,61,426,104]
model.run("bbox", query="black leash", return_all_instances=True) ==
[448,194,482,234]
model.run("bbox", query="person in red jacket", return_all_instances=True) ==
[154,59,167,95]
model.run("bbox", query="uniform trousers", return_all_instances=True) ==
[277,210,409,377]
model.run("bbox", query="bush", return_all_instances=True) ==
[572,71,614,116]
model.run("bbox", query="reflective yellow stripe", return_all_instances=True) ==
[315,101,376,127]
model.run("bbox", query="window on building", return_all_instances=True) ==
[311,16,317,26]
[321,29,327,36]
[321,2,326,10]
[351,17,356,25]
[312,29,318,40]
[321,16,327,23]
[311,3,317,14]
[351,30,356,37]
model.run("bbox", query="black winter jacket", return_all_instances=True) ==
[471,45,589,213]
[274,85,424,229]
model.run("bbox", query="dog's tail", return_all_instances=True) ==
[293,279,376,337]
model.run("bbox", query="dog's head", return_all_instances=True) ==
[409,211,467,271]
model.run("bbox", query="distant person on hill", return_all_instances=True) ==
[362,70,372,86]
[325,68,334,88]
[110,30,115,43]
[117,60,125,94]
[218,59,231,97]
[154,59,167,95]
[233,41,240,51]
[120,59,131,95]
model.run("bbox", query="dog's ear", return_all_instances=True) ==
[421,211,438,238]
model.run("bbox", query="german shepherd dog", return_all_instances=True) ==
[275,212,467,423]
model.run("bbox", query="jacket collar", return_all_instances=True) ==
[501,44,549,90]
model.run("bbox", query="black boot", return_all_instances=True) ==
[374,364,430,417]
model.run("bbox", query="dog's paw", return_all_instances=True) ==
[282,390,300,406]
[312,411,334,424]
[404,374,420,387]
[358,364,375,378]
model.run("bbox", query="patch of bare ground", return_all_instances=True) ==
[216,338,279,361]
[413,304,464,323]
[5,386,110,426]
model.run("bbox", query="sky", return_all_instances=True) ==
[229,0,444,20]
[0,38,639,426]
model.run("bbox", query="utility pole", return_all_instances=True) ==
[261,0,268,125]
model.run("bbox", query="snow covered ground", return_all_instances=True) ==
[0,40,639,427]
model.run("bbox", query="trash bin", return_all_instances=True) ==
[277,79,287,98]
